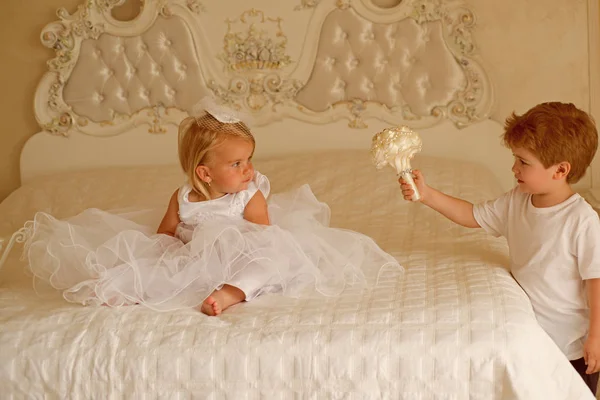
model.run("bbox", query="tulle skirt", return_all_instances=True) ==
[22,185,401,311]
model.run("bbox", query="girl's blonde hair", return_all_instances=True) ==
[178,113,255,199]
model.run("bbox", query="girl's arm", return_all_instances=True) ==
[157,190,181,236]
[243,191,270,225]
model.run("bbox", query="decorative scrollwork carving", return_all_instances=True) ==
[42,113,74,136]
[94,0,124,13]
[412,0,476,55]
[348,99,367,128]
[147,105,170,134]
[208,74,303,112]
[186,0,205,14]
[427,57,486,127]
[336,0,351,10]
[295,0,321,11]
[38,0,107,136]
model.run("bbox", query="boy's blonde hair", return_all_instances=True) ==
[178,113,255,199]
[503,102,598,183]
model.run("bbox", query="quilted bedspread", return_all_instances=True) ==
[0,150,593,399]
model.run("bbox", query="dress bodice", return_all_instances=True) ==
[177,171,270,227]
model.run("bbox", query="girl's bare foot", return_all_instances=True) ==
[200,285,245,316]
[200,295,221,315]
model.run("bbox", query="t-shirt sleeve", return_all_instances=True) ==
[472,190,512,238]
[575,214,600,280]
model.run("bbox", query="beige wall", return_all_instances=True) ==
[478,0,590,119]
[0,0,593,201]
[0,1,59,202]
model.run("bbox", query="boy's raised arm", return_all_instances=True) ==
[400,170,481,229]
[421,186,480,228]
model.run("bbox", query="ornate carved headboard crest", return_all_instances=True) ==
[35,0,493,137]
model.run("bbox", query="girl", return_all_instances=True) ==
[23,101,400,316]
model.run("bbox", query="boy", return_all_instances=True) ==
[400,102,600,394]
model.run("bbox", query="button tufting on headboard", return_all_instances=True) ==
[295,7,466,118]
[62,16,204,124]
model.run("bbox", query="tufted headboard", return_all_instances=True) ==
[23,0,513,189]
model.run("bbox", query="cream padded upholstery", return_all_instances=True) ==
[295,8,465,115]
[63,17,204,121]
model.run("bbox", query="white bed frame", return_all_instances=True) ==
[20,0,514,190]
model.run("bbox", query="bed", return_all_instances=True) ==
[0,0,594,398]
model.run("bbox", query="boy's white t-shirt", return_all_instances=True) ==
[473,188,600,360]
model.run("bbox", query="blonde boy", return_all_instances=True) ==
[400,102,600,394]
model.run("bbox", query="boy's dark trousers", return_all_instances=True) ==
[571,357,599,395]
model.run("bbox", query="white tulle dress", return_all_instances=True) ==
[22,171,400,311]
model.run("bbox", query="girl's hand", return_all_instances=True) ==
[399,169,427,202]
[584,335,600,374]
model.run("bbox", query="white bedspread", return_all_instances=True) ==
[0,151,593,399]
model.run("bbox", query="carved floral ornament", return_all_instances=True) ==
[158,0,206,17]
[221,9,291,71]
[295,0,322,11]
[39,1,105,135]
[208,8,304,113]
